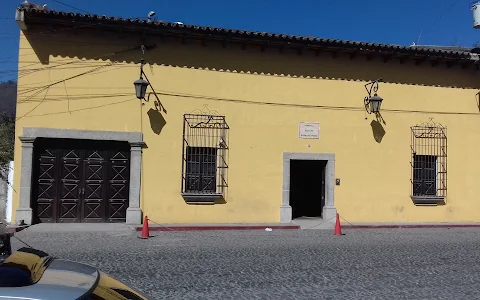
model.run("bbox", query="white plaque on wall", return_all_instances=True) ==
[299,122,320,139]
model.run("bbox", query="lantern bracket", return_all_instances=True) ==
[137,58,164,112]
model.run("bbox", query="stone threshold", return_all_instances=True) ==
[133,223,301,232]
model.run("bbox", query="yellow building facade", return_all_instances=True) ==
[11,6,480,226]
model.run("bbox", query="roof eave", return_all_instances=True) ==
[15,8,27,30]
[16,7,477,65]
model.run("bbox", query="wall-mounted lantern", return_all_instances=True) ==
[364,79,384,114]
[134,58,149,99]
[132,56,165,112]
[134,78,149,99]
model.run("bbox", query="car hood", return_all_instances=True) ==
[0,248,99,300]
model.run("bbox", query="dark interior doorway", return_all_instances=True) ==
[289,160,326,219]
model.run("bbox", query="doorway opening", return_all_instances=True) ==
[289,160,327,219]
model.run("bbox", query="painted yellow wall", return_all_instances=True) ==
[12,27,480,224]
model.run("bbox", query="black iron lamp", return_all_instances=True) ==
[367,93,383,114]
[134,59,149,99]
[364,79,384,114]
[134,78,149,99]
[132,56,165,112]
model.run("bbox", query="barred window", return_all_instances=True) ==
[412,154,437,196]
[410,119,447,205]
[181,114,229,204]
[185,146,217,193]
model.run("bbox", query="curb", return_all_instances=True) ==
[342,224,480,229]
[7,226,30,234]
[1,226,28,236]
[134,225,301,232]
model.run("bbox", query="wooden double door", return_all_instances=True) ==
[32,138,131,223]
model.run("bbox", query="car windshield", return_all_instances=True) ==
[0,247,52,288]
[81,272,148,300]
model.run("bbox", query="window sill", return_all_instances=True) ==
[411,195,446,206]
[181,193,225,205]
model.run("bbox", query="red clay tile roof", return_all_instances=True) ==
[15,6,480,66]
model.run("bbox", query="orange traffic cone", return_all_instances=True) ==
[140,215,150,239]
[334,213,343,236]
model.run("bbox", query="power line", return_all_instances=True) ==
[0,17,152,41]
[15,63,116,120]
[0,64,124,74]
[18,97,136,118]
[15,85,480,118]
[0,64,135,77]
[18,93,133,103]
[14,76,480,117]
[51,0,91,14]
[153,89,480,117]
[9,46,141,92]
[0,60,123,65]
[11,77,479,118]
[16,64,135,95]
[14,62,137,97]
[0,23,94,37]
[0,21,138,46]
[415,0,460,45]
[16,86,51,120]
[0,37,140,81]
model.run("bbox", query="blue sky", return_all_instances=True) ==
[0,0,479,82]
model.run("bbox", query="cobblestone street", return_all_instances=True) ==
[10,227,480,299]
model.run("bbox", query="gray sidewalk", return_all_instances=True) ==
[11,219,480,234]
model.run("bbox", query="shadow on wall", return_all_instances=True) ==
[370,120,386,143]
[147,108,166,135]
[23,27,480,89]
[476,91,480,112]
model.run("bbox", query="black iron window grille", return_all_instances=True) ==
[410,119,447,205]
[181,114,229,204]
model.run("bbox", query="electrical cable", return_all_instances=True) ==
[51,0,91,14]
[16,64,136,96]
[415,0,460,45]
[18,94,134,104]
[0,64,135,77]
[13,82,480,116]
[18,93,134,103]
[0,15,156,42]
[19,97,136,118]
[12,46,141,95]
[12,235,33,249]
[15,63,117,120]
[303,216,337,229]
[17,45,140,76]
[153,90,480,116]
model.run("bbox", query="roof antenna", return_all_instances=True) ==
[147,11,155,23]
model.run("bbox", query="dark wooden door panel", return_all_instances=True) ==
[58,149,81,223]
[83,150,107,223]
[32,139,131,224]
[34,148,58,223]
[108,150,129,222]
